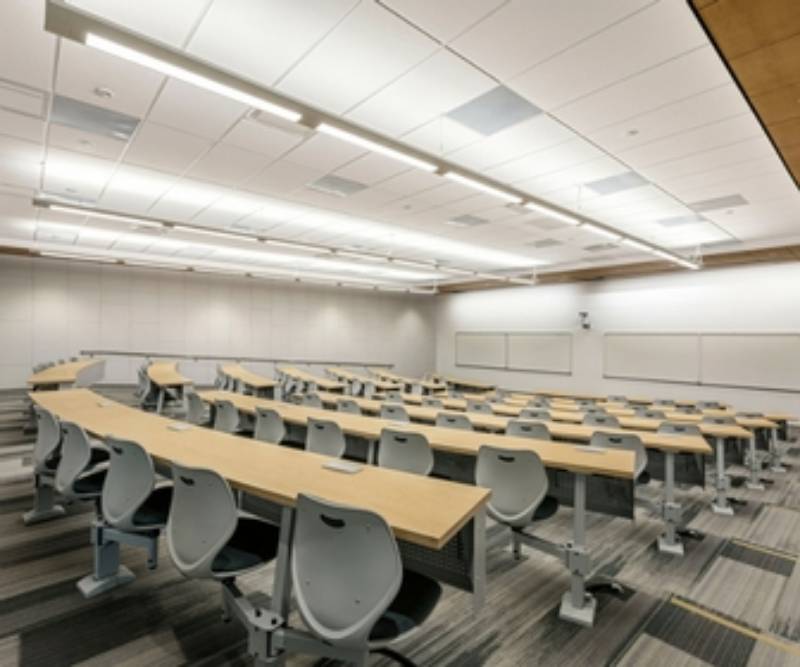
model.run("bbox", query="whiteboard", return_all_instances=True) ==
[701,334,800,391]
[507,333,572,374]
[604,334,699,383]
[455,333,505,368]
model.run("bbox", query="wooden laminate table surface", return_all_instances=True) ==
[278,366,345,392]
[325,367,402,392]
[221,364,277,390]
[31,389,487,550]
[27,358,104,388]
[146,361,192,387]
[313,391,712,455]
[200,390,636,480]
[374,370,446,392]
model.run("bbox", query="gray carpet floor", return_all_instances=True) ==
[1,387,799,666]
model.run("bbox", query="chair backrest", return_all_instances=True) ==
[409,382,422,396]
[380,403,409,422]
[350,379,363,397]
[590,432,647,479]
[519,407,550,420]
[302,393,323,409]
[186,391,208,425]
[254,407,286,444]
[32,406,61,472]
[291,494,402,649]
[102,437,157,531]
[435,412,473,431]
[577,399,596,407]
[422,397,443,408]
[526,399,550,409]
[55,421,95,499]
[476,445,549,528]
[608,395,627,403]
[166,462,237,580]
[675,405,699,414]
[377,428,433,475]
[363,381,376,399]
[213,400,241,433]
[737,411,764,418]
[306,418,346,458]
[641,409,666,419]
[698,400,722,409]
[654,399,675,407]
[466,399,492,414]
[658,421,702,436]
[384,390,403,403]
[583,405,606,414]
[336,399,362,415]
[583,413,620,428]
[506,419,551,440]
[702,414,737,425]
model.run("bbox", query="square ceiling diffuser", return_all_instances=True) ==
[447,85,541,136]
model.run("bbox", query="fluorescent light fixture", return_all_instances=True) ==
[436,266,476,276]
[333,250,386,263]
[85,34,301,122]
[39,251,118,264]
[388,257,438,270]
[651,249,700,270]
[123,260,188,271]
[191,266,247,276]
[621,238,653,253]
[317,123,437,173]
[583,224,622,242]
[504,276,536,285]
[523,201,581,226]
[443,172,523,204]
[264,239,331,254]
[173,224,258,243]
[39,201,165,229]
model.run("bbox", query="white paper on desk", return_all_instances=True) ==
[581,446,607,453]
[323,460,362,474]
[168,423,192,432]
[96,400,112,408]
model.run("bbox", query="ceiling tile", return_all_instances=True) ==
[222,117,308,158]
[401,116,480,156]
[276,1,437,114]
[487,137,605,184]
[0,0,55,91]
[125,121,212,174]
[509,0,707,110]
[282,134,366,173]
[187,143,270,187]
[0,107,45,144]
[148,78,247,141]
[188,0,358,88]
[48,124,127,162]
[98,165,175,213]
[248,160,326,196]
[42,149,116,201]
[148,179,224,221]
[333,153,411,186]
[0,136,41,190]
[380,0,504,43]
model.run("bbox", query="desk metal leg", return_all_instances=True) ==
[712,437,733,515]
[271,506,295,619]
[559,473,596,626]
[770,428,786,473]
[746,434,765,490]
[658,451,684,556]
[472,506,486,614]
[156,388,165,414]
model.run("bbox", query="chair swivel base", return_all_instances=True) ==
[657,534,685,557]
[711,500,735,516]
[77,565,135,598]
[23,504,66,525]
[745,480,766,491]
[558,591,596,627]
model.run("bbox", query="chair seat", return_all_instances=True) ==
[369,570,442,643]
[211,516,280,575]
[532,495,559,522]
[73,468,108,496]
[132,484,174,528]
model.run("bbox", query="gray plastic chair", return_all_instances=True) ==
[55,421,108,503]
[476,445,557,528]
[526,397,550,408]
[654,399,676,407]
[698,400,723,409]
[380,403,409,423]
[306,418,346,458]
[608,395,627,403]
[738,411,764,418]
[291,494,442,661]
[377,428,433,475]
[254,407,286,444]
[590,432,649,483]
[675,405,700,414]
[583,413,621,428]
[167,462,280,580]
[363,381,376,399]
[576,399,596,408]
[466,399,492,414]
[702,414,737,425]
[421,397,443,408]
[658,421,702,436]
[583,405,606,414]
[186,391,211,426]
[303,393,324,409]
[641,409,666,419]
[384,390,403,403]
[213,400,244,434]
[337,398,362,415]
[506,419,551,440]
[31,406,62,475]
[519,407,550,421]
[435,412,473,431]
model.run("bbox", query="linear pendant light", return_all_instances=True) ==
[583,224,622,242]
[443,172,523,204]
[40,251,119,263]
[45,202,165,229]
[172,224,258,243]
[523,201,581,226]
[317,123,437,172]
[84,34,301,122]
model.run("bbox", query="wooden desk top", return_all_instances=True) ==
[314,391,711,456]
[278,366,345,391]
[326,367,402,391]
[375,370,446,391]
[147,361,192,387]
[221,364,277,389]
[440,376,496,391]
[30,389,486,550]
[27,358,104,386]
[199,390,635,480]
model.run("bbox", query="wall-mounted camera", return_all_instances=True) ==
[579,311,591,330]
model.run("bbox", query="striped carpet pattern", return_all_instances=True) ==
[1,387,799,666]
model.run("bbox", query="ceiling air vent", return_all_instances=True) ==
[688,194,748,212]
[584,242,618,252]
[447,85,541,136]
[51,95,139,140]
[584,171,648,195]
[307,175,368,197]
[447,214,488,228]
[527,238,562,248]
[657,214,705,227]
[0,78,47,118]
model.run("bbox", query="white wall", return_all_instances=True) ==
[0,255,436,388]
[435,261,800,414]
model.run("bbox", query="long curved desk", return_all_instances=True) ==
[147,362,192,414]
[221,364,277,396]
[27,358,105,391]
